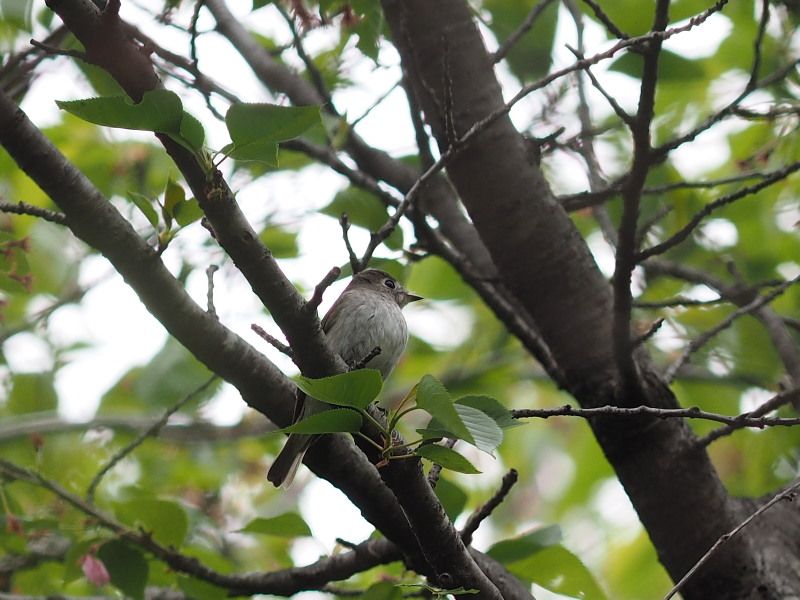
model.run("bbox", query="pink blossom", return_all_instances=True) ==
[79,552,110,586]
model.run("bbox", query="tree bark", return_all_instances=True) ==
[379,0,800,597]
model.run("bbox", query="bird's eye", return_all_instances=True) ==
[384,278,396,289]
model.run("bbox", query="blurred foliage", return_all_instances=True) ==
[0,0,799,599]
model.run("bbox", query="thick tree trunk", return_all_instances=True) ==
[379,0,800,597]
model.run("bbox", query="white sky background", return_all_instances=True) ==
[3,0,748,594]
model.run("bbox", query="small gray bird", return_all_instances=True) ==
[267,269,421,488]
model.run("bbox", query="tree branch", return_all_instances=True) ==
[662,478,800,600]
[0,459,409,596]
[637,161,800,261]
[0,88,422,571]
[611,0,668,396]
[0,200,66,224]
[85,375,218,503]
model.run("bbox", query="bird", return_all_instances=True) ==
[267,268,421,488]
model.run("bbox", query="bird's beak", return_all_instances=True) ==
[405,293,423,303]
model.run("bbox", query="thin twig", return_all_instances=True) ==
[0,286,87,343]
[559,170,775,213]
[699,387,800,446]
[580,0,630,39]
[1,458,405,594]
[28,39,87,61]
[746,0,770,91]
[86,375,218,502]
[611,0,669,395]
[664,275,800,382]
[418,222,563,385]
[636,204,672,248]
[461,470,518,546]
[281,138,401,209]
[565,44,632,126]
[350,81,402,129]
[634,296,725,309]
[637,160,800,261]
[632,318,664,348]
[643,171,778,193]
[653,3,792,161]
[563,1,618,247]
[402,69,437,170]
[351,3,737,277]
[492,0,558,64]
[662,478,800,600]
[251,323,295,359]
[129,23,239,110]
[511,403,800,428]
[352,346,382,371]
[0,413,272,444]
[334,537,360,550]
[188,0,205,67]
[206,264,219,318]
[275,2,333,108]
[0,200,67,225]
[308,266,342,310]
[339,214,361,273]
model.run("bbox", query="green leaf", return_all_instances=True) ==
[407,255,473,301]
[505,545,609,600]
[56,90,204,152]
[434,476,468,521]
[415,375,472,444]
[609,49,705,82]
[483,0,558,82]
[415,444,481,474]
[259,225,299,258]
[114,499,189,548]
[349,0,383,62]
[295,369,383,409]
[453,403,503,453]
[127,192,160,229]
[321,187,404,250]
[226,103,321,142]
[172,198,203,227]
[486,525,562,564]
[224,103,321,164]
[456,395,521,429]
[177,575,227,600]
[221,140,278,165]
[163,175,185,221]
[179,111,206,153]
[238,513,312,538]
[282,407,363,434]
[361,581,403,600]
[420,403,504,454]
[97,541,148,600]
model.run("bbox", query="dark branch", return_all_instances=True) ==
[492,0,558,64]
[461,470,519,546]
[308,266,342,310]
[512,401,800,429]
[637,161,800,261]
[0,200,67,224]
[664,275,800,382]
